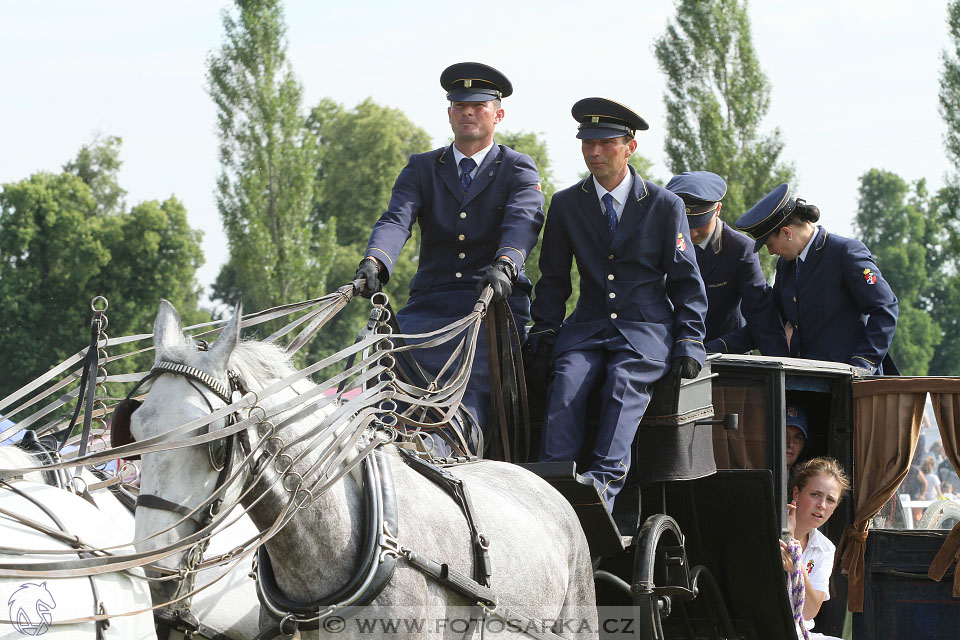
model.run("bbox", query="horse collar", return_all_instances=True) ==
[254,447,400,630]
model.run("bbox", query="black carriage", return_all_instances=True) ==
[520,353,960,639]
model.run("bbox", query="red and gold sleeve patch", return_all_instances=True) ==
[863,268,877,285]
[676,232,687,252]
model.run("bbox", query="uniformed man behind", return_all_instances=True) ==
[355,62,545,454]
[527,98,707,510]
[665,171,787,356]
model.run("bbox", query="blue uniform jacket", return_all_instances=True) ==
[775,226,898,371]
[701,221,788,356]
[365,143,544,293]
[530,168,707,364]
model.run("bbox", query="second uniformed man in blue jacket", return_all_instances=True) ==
[528,98,708,510]
[665,171,787,356]
[356,62,545,453]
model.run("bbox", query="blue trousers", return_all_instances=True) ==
[397,285,530,454]
[539,327,669,510]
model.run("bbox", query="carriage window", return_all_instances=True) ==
[711,374,773,470]
[874,406,960,531]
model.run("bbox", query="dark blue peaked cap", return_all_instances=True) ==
[666,171,727,229]
[572,97,649,139]
[735,183,799,252]
[441,62,513,102]
[786,403,808,438]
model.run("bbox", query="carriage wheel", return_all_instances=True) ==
[631,514,694,640]
[918,499,960,530]
[687,565,739,639]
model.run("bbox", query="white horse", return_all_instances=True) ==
[0,445,262,640]
[131,300,597,639]
[0,446,155,639]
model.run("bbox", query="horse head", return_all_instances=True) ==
[132,299,248,606]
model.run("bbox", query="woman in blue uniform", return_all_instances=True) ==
[735,184,898,374]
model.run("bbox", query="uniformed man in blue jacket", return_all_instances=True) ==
[528,98,707,510]
[665,171,787,356]
[356,62,545,452]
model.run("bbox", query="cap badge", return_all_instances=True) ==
[788,407,798,417]
[591,116,599,123]
[463,79,472,88]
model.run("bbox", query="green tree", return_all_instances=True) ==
[300,98,432,360]
[941,0,960,171]
[309,98,432,246]
[207,0,326,311]
[854,169,941,375]
[932,0,960,374]
[62,134,126,216]
[654,0,793,227]
[0,139,205,399]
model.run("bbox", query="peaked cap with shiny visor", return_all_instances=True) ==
[572,97,649,140]
[441,62,513,102]
[665,171,727,229]
[736,183,802,252]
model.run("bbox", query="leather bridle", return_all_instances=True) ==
[118,356,253,640]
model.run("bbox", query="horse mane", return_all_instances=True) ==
[158,339,298,389]
[0,445,45,483]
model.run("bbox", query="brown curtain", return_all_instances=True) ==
[928,389,960,596]
[838,379,926,612]
[711,382,767,470]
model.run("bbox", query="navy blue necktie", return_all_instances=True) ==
[459,157,476,193]
[602,193,618,235]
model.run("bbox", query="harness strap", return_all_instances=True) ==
[397,448,491,586]
[404,550,567,640]
[136,494,209,525]
[154,608,237,640]
[0,480,109,639]
[484,296,532,463]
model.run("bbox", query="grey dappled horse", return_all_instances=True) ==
[132,300,597,639]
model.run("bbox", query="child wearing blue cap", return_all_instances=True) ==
[786,403,808,468]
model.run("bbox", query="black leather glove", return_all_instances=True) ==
[477,257,518,303]
[522,331,555,398]
[354,258,382,298]
[670,356,702,379]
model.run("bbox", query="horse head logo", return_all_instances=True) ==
[7,582,56,636]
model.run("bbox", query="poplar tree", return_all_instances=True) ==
[931,0,960,374]
[654,0,793,223]
[207,0,327,310]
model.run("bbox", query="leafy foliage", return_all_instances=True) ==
[655,0,793,273]
[207,0,327,311]
[300,98,433,362]
[0,138,205,400]
[854,170,941,375]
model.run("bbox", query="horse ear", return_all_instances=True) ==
[208,301,242,368]
[154,299,184,353]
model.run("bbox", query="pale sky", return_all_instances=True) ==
[1,1,953,299]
